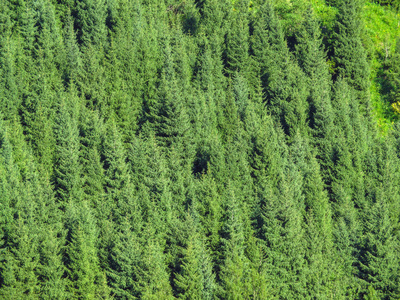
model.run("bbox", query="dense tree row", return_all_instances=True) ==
[0,0,399,298]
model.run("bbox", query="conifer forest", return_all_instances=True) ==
[1,0,400,298]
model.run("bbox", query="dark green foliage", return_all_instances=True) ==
[134,225,174,300]
[78,44,107,111]
[0,0,399,298]
[0,218,40,299]
[332,0,370,109]
[0,8,19,121]
[251,0,309,137]
[38,226,67,300]
[53,93,82,205]
[359,195,400,299]
[224,0,250,75]
[153,39,192,153]
[65,202,110,299]
[107,220,140,299]
[174,212,216,300]
[295,7,333,139]
[74,0,107,48]
[383,38,400,104]
[63,14,82,85]
[359,136,400,299]
[102,119,138,228]
[79,108,104,207]
[259,157,308,298]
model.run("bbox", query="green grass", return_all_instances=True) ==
[363,2,400,56]
[363,2,400,133]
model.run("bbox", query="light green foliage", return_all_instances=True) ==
[384,38,400,105]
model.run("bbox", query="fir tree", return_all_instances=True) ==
[65,202,110,299]
[224,0,249,75]
[74,0,107,48]
[359,193,400,299]
[251,0,309,137]
[0,6,19,121]
[0,218,40,299]
[259,157,307,298]
[0,120,41,298]
[174,212,216,300]
[332,0,370,109]
[218,183,249,300]
[295,8,335,169]
[193,173,223,264]
[79,108,105,208]
[102,119,136,225]
[63,13,82,85]
[128,124,169,226]
[107,219,140,299]
[134,226,174,300]
[78,44,107,111]
[153,39,192,153]
[38,226,67,300]
[53,93,82,205]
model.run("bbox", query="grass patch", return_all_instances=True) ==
[363,2,400,133]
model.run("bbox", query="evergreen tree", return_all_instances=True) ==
[359,193,400,299]
[295,8,335,171]
[218,183,250,300]
[251,0,309,137]
[0,5,19,121]
[102,119,136,224]
[0,143,47,299]
[38,226,67,300]
[134,226,174,300]
[24,150,67,300]
[193,173,223,264]
[79,108,105,208]
[63,13,82,85]
[289,132,345,298]
[53,92,82,205]
[107,219,140,299]
[332,0,370,109]
[0,218,40,299]
[174,212,216,300]
[200,0,229,45]
[105,37,140,142]
[78,44,107,111]
[259,156,307,298]
[153,38,192,153]
[65,202,110,299]
[74,0,107,48]
[0,120,41,299]
[128,124,169,226]
[224,0,249,75]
